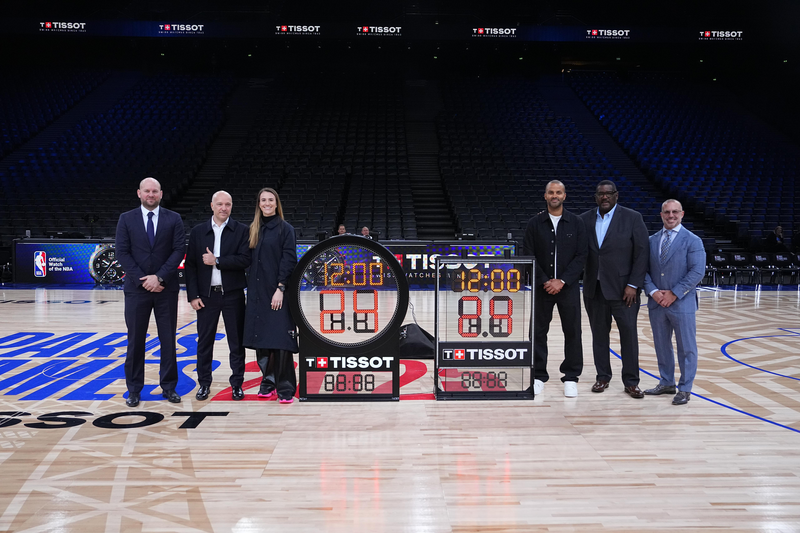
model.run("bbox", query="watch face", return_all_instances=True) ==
[292,236,408,349]
[89,245,125,284]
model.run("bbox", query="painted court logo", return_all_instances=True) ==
[34,251,46,278]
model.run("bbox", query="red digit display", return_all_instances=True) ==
[353,289,378,333]
[489,295,512,337]
[319,290,345,333]
[458,296,482,337]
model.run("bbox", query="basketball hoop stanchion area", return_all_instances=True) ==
[434,257,535,400]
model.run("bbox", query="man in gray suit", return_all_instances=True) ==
[643,199,705,405]
[581,180,649,398]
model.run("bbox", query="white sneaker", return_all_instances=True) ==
[564,381,578,398]
[533,379,544,395]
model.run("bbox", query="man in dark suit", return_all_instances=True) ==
[523,180,588,398]
[580,180,649,398]
[185,191,251,401]
[115,177,186,407]
[643,199,705,405]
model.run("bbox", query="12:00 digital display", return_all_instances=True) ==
[452,268,521,292]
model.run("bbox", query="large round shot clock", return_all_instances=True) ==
[434,257,535,399]
[289,235,409,401]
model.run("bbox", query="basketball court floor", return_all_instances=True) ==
[0,285,799,532]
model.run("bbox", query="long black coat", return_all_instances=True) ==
[243,216,299,352]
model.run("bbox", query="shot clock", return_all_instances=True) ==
[435,257,535,399]
[289,235,409,401]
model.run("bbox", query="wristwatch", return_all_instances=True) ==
[277,284,286,292]
[157,276,165,286]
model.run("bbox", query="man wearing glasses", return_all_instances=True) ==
[580,180,649,398]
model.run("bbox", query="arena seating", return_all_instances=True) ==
[569,71,799,252]
[0,73,235,244]
[0,69,107,159]
[185,78,416,240]
[436,78,666,241]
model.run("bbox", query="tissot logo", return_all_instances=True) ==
[698,30,743,40]
[455,349,466,360]
[158,23,205,34]
[472,27,517,38]
[586,29,631,39]
[39,21,87,32]
[275,25,321,35]
[356,25,402,36]
[307,356,394,370]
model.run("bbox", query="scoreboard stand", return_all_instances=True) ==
[434,257,535,400]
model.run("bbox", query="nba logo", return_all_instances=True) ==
[34,251,46,277]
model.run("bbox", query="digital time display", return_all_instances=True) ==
[437,367,530,393]
[304,371,394,395]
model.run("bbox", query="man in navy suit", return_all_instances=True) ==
[643,199,705,405]
[115,177,186,407]
[580,180,649,398]
[523,180,588,398]
[185,191,250,402]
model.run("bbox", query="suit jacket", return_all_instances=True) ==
[644,227,706,313]
[185,217,251,300]
[523,209,587,288]
[115,207,186,293]
[580,205,649,299]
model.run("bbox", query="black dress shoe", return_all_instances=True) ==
[644,384,677,396]
[591,380,610,393]
[624,385,645,399]
[195,385,210,401]
[672,391,691,405]
[126,392,140,407]
[162,389,181,403]
[232,386,245,401]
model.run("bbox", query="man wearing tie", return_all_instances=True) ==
[185,191,251,401]
[643,199,705,405]
[115,177,186,407]
[580,180,649,398]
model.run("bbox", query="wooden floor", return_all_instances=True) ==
[1,286,799,532]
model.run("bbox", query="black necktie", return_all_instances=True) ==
[147,211,155,247]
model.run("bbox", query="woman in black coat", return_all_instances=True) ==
[243,187,298,403]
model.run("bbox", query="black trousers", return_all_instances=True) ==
[583,280,641,387]
[195,288,246,388]
[533,284,583,383]
[256,349,296,399]
[124,289,179,393]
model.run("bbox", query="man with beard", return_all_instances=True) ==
[580,180,649,398]
[115,177,186,407]
[523,180,588,397]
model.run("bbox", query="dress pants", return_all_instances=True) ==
[124,289,179,393]
[648,305,698,393]
[584,280,641,387]
[533,284,583,383]
[256,349,297,399]
[195,288,246,388]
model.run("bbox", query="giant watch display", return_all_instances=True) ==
[289,235,409,401]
